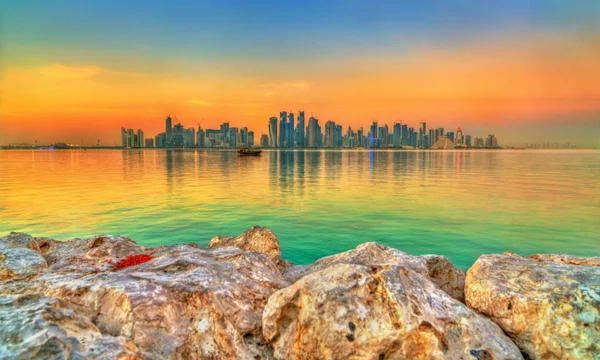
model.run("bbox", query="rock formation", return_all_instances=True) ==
[264,263,522,359]
[282,242,466,302]
[209,226,292,270]
[1,229,598,359]
[466,252,600,360]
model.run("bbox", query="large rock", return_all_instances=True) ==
[263,263,522,360]
[0,234,289,359]
[282,242,465,301]
[0,240,48,279]
[0,232,42,252]
[209,226,291,269]
[0,293,140,359]
[465,253,600,360]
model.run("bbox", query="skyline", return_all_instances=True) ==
[1,1,599,147]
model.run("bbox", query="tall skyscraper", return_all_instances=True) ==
[137,129,144,148]
[393,123,401,148]
[370,121,378,148]
[166,116,173,145]
[121,127,127,147]
[247,131,254,147]
[307,117,319,148]
[279,111,287,147]
[324,121,336,148]
[401,124,408,146]
[297,111,305,148]
[418,122,427,147]
[455,127,464,145]
[287,112,294,148]
[268,117,278,148]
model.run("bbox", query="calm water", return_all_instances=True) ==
[0,149,598,269]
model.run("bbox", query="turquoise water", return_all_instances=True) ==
[0,149,598,269]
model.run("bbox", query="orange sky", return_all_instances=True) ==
[1,32,599,146]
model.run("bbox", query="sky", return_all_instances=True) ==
[1,0,599,147]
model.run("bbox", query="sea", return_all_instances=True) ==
[1,149,598,269]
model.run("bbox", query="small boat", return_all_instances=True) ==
[238,147,262,156]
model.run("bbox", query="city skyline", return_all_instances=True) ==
[119,113,501,150]
[1,1,599,147]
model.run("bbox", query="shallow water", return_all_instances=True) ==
[1,149,598,269]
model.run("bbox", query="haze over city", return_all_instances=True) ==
[1,0,599,147]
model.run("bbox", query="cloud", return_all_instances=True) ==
[186,100,212,106]
[259,80,313,96]
[38,64,104,79]
[225,102,262,108]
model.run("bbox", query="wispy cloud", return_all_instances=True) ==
[259,80,313,96]
[186,100,212,106]
[225,102,263,108]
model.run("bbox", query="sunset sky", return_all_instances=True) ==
[1,0,599,146]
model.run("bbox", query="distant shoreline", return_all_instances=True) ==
[1,147,596,151]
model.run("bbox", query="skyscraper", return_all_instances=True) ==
[166,116,173,145]
[324,121,336,148]
[455,127,464,145]
[370,121,378,148]
[268,117,278,148]
[393,123,401,148]
[287,112,294,148]
[418,122,427,148]
[279,111,287,147]
[297,111,305,148]
[307,116,319,148]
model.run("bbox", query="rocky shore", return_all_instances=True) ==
[0,227,598,359]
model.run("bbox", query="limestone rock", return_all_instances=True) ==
[0,234,290,359]
[0,293,140,359]
[0,232,42,252]
[209,226,290,269]
[0,240,48,279]
[263,263,522,360]
[465,253,600,359]
[283,242,465,301]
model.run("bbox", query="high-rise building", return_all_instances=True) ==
[455,127,464,145]
[166,116,173,145]
[120,127,128,147]
[247,131,254,147]
[137,129,144,148]
[334,125,343,148]
[369,121,378,148]
[324,121,336,148]
[240,127,248,146]
[287,112,294,147]
[446,132,455,143]
[297,111,305,147]
[279,111,287,147]
[418,122,427,148]
[260,134,269,147]
[393,123,401,148]
[268,117,278,148]
[197,127,205,147]
[307,117,319,148]
[465,135,472,148]
[401,124,408,146]
[145,138,154,148]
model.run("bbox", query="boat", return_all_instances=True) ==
[238,147,262,156]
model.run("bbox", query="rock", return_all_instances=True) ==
[465,253,600,359]
[282,242,465,301]
[263,263,522,360]
[209,226,291,269]
[528,253,600,267]
[0,240,48,279]
[0,232,42,252]
[0,234,289,359]
[0,293,140,359]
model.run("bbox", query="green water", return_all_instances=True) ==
[0,149,598,269]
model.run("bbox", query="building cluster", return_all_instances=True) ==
[121,116,255,148]
[266,112,500,149]
[121,113,500,149]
